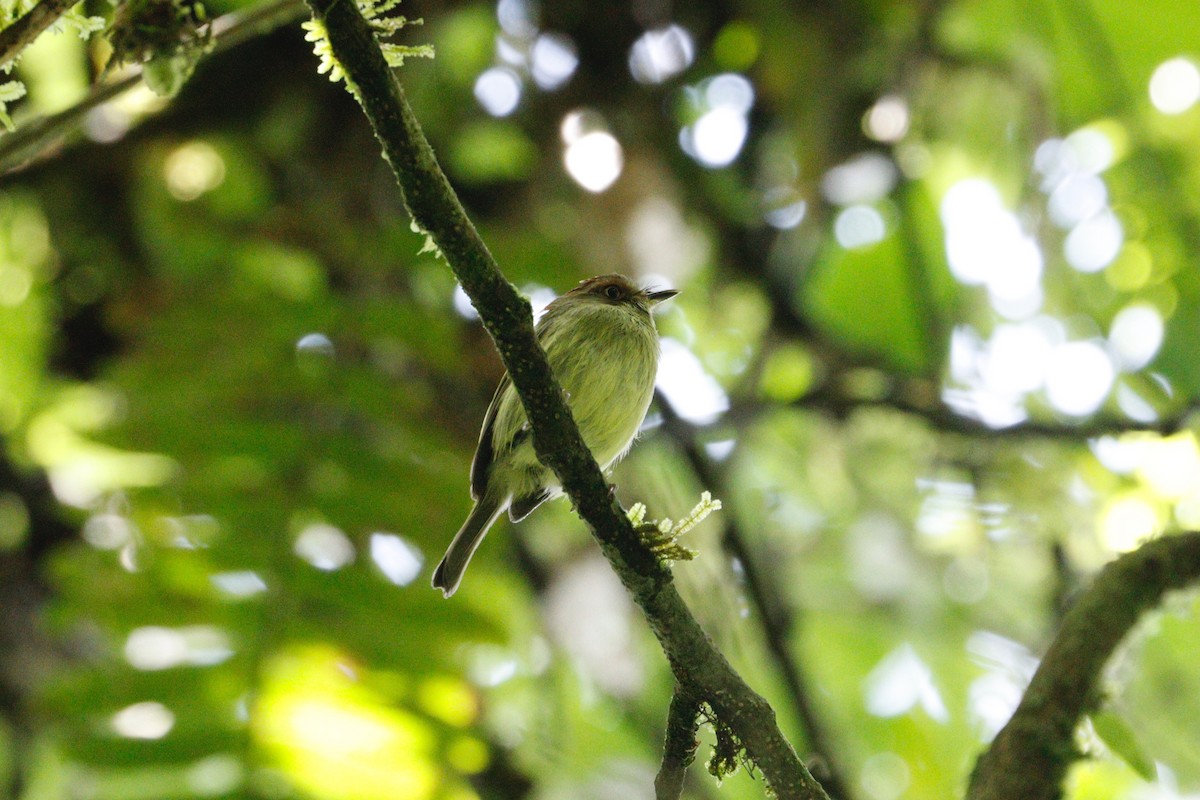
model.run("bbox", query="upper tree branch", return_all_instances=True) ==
[0,0,305,174]
[0,0,77,67]
[968,532,1200,800]
[300,1,827,797]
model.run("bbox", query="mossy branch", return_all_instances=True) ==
[655,685,701,800]
[300,0,828,796]
[968,532,1200,800]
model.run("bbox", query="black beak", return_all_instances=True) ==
[647,288,679,305]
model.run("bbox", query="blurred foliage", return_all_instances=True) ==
[2,0,1200,799]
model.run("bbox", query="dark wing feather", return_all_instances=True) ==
[509,487,552,521]
[470,375,509,500]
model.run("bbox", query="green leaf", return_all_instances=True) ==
[0,79,26,130]
[448,121,537,183]
[1091,710,1156,782]
[804,225,932,374]
[0,80,26,102]
[143,51,200,98]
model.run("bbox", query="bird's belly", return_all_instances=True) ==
[559,337,656,467]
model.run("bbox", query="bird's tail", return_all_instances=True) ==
[432,495,505,598]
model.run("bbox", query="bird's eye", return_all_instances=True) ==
[604,285,622,300]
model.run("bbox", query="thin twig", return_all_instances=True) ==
[0,73,139,172]
[968,532,1200,800]
[830,393,1195,438]
[659,397,856,800]
[765,381,1199,442]
[0,0,77,67]
[655,685,701,800]
[300,1,829,796]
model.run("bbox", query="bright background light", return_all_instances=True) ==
[474,67,522,117]
[112,701,175,740]
[941,178,1044,318]
[822,153,898,205]
[1149,57,1200,114]
[369,532,424,586]
[294,523,355,571]
[834,205,886,249]
[655,338,730,425]
[680,73,754,168]
[563,130,623,192]
[629,25,695,84]
[1044,340,1115,416]
[864,94,910,142]
[1109,304,1164,370]
[688,107,747,168]
[163,141,225,201]
[530,33,578,90]
[1064,210,1123,273]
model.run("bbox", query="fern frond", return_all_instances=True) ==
[0,79,26,130]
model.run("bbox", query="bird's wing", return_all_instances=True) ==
[470,374,509,500]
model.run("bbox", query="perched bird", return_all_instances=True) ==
[432,274,678,597]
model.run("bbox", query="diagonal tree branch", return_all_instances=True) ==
[658,397,855,800]
[300,1,828,797]
[968,532,1200,800]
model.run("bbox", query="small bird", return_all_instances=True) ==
[432,274,678,597]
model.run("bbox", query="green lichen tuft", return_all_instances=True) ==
[305,0,432,91]
[701,704,756,784]
[629,491,722,564]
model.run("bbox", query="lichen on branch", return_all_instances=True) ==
[629,491,722,563]
[302,0,430,91]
